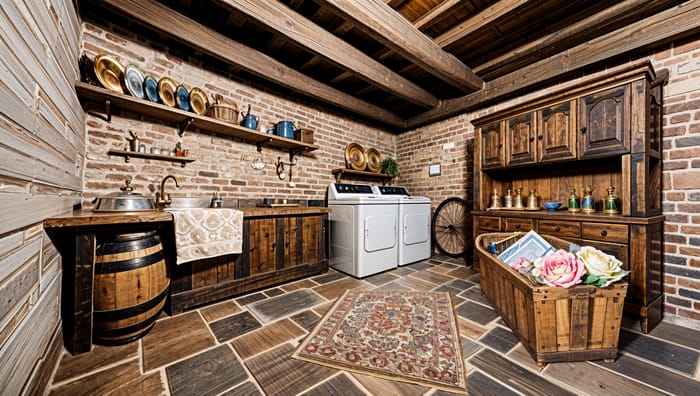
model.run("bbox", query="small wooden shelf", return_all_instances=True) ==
[76,81,319,160]
[331,168,395,184]
[107,149,196,167]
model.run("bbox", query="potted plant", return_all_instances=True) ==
[380,157,399,175]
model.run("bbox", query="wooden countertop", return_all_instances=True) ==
[43,207,331,228]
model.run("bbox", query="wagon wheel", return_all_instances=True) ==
[431,197,473,258]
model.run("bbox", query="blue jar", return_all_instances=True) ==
[276,120,295,139]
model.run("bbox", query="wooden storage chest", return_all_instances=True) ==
[476,233,628,367]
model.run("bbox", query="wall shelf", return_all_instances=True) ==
[107,149,196,167]
[331,168,395,184]
[76,81,319,161]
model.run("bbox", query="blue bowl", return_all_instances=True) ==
[542,201,563,211]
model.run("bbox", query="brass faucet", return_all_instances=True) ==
[156,175,179,209]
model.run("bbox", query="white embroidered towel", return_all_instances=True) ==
[166,208,243,265]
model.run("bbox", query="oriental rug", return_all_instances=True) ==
[292,289,466,392]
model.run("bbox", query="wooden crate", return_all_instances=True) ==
[294,128,314,144]
[475,232,628,367]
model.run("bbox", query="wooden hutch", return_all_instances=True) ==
[472,61,666,333]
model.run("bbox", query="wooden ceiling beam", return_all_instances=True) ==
[216,0,439,109]
[317,0,483,92]
[413,0,462,29]
[472,0,673,77]
[405,0,700,129]
[434,0,528,48]
[101,0,406,128]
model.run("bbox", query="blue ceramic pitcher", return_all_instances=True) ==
[241,104,258,130]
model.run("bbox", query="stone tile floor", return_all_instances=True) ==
[48,255,700,395]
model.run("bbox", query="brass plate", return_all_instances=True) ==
[344,143,367,171]
[189,87,209,115]
[157,77,177,107]
[93,54,126,94]
[366,148,382,173]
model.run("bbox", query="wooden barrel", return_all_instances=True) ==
[93,231,169,345]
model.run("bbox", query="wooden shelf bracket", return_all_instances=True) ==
[178,117,194,136]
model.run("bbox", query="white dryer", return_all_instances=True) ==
[328,182,399,277]
[373,185,431,265]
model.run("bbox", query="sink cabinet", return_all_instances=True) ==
[168,208,329,313]
[472,61,667,333]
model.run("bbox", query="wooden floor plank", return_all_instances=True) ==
[466,370,519,396]
[543,360,664,395]
[351,371,429,396]
[618,329,699,375]
[247,289,325,323]
[470,349,575,396]
[166,344,248,396]
[50,359,164,396]
[142,311,216,371]
[231,318,306,359]
[52,342,138,383]
[592,353,699,395]
[455,301,500,325]
[649,321,700,350]
[300,373,367,396]
[200,300,242,322]
[209,311,262,343]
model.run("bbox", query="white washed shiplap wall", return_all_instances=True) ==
[0,1,83,393]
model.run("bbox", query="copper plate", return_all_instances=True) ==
[93,54,126,93]
[157,77,177,107]
[189,87,209,115]
[365,148,382,172]
[344,143,367,171]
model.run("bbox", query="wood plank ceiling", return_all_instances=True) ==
[81,0,700,131]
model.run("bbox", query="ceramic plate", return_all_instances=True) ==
[157,77,177,107]
[175,84,190,111]
[365,148,382,172]
[143,76,159,103]
[189,87,209,115]
[344,143,367,171]
[124,64,145,99]
[93,54,126,93]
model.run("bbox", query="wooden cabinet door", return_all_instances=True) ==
[579,85,630,158]
[280,217,299,269]
[537,101,577,162]
[480,122,505,169]
[248,218,277,275]
[506,113,536,166]
[301,216,321,264]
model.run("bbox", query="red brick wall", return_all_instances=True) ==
[81,22,396,205]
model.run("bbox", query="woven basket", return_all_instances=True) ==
[206,103,239,124]
[475,232,628,366]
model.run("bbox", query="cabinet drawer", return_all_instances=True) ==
[479,216,502,231]
[504,217,533,232]
[537,220,581,238]
[582,222,628,243]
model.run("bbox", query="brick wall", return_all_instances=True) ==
[81,22,396,205]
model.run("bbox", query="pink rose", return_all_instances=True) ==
[511,257,530,271]
[532,249,585,288]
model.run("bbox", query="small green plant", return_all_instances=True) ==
[380,157,399,175]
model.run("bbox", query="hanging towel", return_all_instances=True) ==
[166,208,243,265]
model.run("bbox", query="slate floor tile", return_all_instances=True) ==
[455,301,499,325]
[618,329,699,375]
[247,289,325,323]
[209,311,262,342]
[363,271,400,286]
[479,326,520,353]
[166,344,247,396]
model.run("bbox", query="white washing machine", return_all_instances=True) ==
[373,185,431,265]
[328,182,399,277]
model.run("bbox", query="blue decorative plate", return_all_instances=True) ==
[143,76,159,103]
[175,84,190,111]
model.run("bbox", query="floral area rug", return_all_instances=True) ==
[292,289,466,393]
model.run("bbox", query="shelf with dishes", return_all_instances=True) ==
[75,81,319,159]
[107,149,196,167]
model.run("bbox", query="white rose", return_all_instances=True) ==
[576,246,628,287]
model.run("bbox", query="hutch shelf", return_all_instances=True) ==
[472,61,667,333]
[75,81,320,161]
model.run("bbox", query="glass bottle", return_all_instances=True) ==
[581,185,595,213]
[604,185,619,214]
[567,187,580,213]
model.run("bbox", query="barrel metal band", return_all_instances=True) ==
[95,249,165,274]
[93,285,169,322]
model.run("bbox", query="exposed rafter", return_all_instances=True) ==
[413,0,462,29]
[100,0,406,128]
[215,0,439,108]
[405,0,700,129]
[316,0,484,92]
[434,0,529,48]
